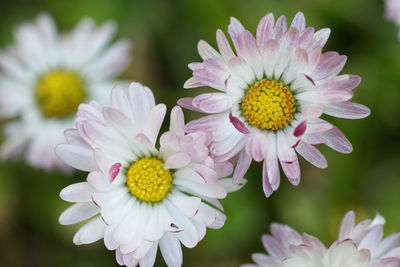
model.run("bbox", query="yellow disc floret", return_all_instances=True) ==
[241,79,296,131]
[36,70,86,118]
[126,157,173,202]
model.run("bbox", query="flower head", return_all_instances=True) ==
[56,82,240,267]
[0,13,131,171]
[385,0,400,38]
[180,11,370,197]
[243,211,400,267]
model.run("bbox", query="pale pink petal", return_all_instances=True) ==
[257,13,275,48]
[144,104,167,145]
[262,133,279,189]
[183,76,204,88]
[296,89,353,105]
[228,55,256,84]
[135,133,158,155]
[318,126,352,154]
[55,144,97,172]
[295,141,327,169]
[274,15,288,40]
[192,93,232,113]
[216,29,235,62]
[128,82,156,125]
[311,52,347,81]
[237,30,263,79]
[164,152,191,169]
[276,132,297,162]
[280,158,301,185]
[262,159,276,197]
[245,134,265,162]
[169,106,185,136]
[338,210,356,241]
[324,102,370,119]
[232,149,252,184]
[291,12,306,31]
[262,235,288,261]
[358,225,383,253]
[228,17,245,47]
[197,40,221,60]
[177,97,202,112]
[193,68,227,91]
[309,28,331,51]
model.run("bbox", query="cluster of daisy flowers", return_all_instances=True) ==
[244,211,400,267]
[0,8,398,267]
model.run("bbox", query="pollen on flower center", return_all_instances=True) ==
[240,79,296,131]
[126,157,173,202]
[36,70,86,118]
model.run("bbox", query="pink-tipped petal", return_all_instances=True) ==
[291,12,306,31]
[184,77,204,88]
[293,120,307,137]
[280,158,301,183]
[192,93,232,113]
[229,112,250,134]
[256,13,275,48]
[216,29,235,62]
[109,163,121,183]
[177,97,202,112]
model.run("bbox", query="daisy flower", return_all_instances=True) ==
[0,13,131,171]
[56,82,241,267]
[180,12,370,197]
[243,211,400,267]
[385,0,400,38]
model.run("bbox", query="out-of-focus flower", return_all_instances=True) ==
[385,0,400,38]
[243,211,400,267]
[56,82,242,267]
[0,13,131,171]
[180,11,370,197]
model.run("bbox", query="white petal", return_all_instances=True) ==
[59,202,99,225]
[73,216,105,245]
[55,144,97,172]
[60,182,94,202]
[159,233,183,267]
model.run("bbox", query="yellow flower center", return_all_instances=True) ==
[241,79,296,131]
[126,157,173,202]
[36,70,86,118]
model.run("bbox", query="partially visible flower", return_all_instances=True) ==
[243,211,400,267]
[180,12,370,197]
[385,0,400,38]
[57,82,242,267]
[0,13,131,171]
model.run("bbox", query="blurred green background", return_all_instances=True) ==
[0,0,399,266]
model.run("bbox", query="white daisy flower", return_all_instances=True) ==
[56,82,240,267]
[243,211,400,267]
[385,0,400,38]
[0,13,131,171]
[179,11,370,197]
